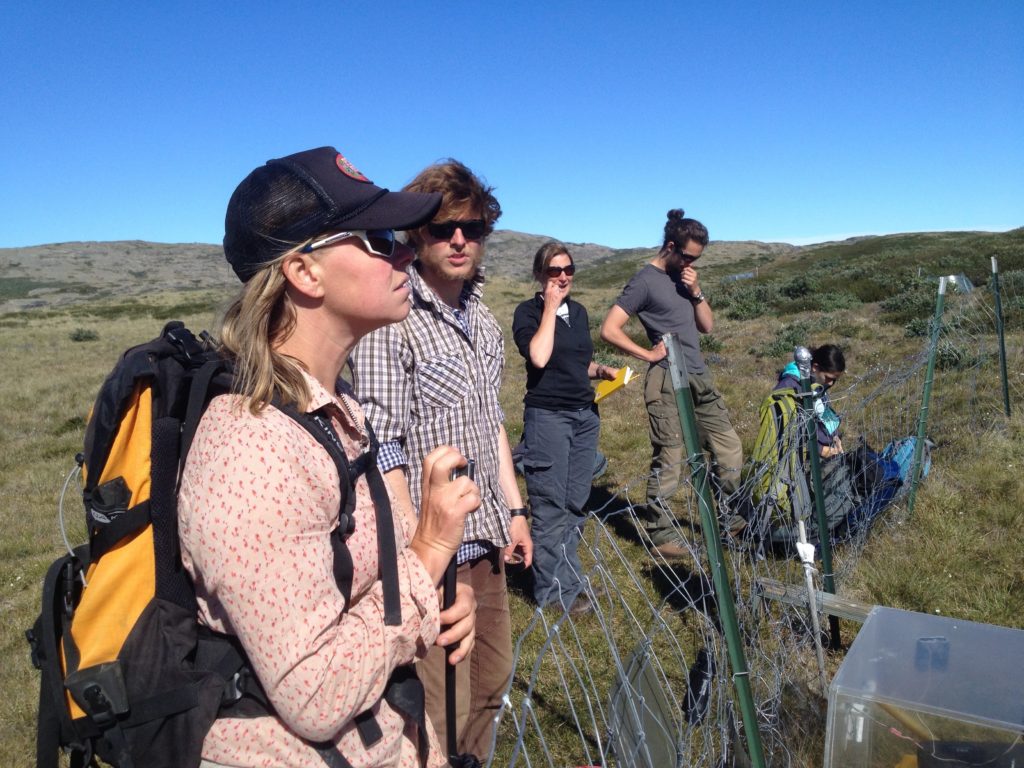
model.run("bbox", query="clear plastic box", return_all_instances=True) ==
[824,606,1024,767]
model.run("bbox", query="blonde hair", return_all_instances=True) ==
[218,251,311,414]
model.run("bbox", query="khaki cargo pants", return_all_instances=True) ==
[642,364,742,535]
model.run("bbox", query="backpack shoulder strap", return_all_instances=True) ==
[30,552,86,768]
[360,420,402,627]
[178,358,233,483]
[274,404,402,626]
[81,339,169,495]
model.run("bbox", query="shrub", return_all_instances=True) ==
[700,334,723,353]
[994,270,1024,329]
[830,319,868,339]
[839,277,891,303]
[880,276,938,324]
[750,318,820,359]
[818,292,862,311]
[779,275,819,299]
[69,328,99,342]
[781,292,861,314]
[720,282,779,320]
[753,337,794,360]
[904,317,931,337]
[935,341,980,371]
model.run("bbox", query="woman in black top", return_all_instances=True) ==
[512,241,617,614]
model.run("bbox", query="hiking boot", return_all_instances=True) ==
[652,539,689,559]
[720,513,748,536]
[539,592,594,617]
[637,499,690,558]
[568,594,594,617]
[581,579,607,600]
[647,532,688,561]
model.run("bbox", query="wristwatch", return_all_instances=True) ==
[691,290,706,304]
[509,507,531,520]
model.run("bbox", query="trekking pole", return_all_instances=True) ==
[443,556,459,762]
[991,257,1012,418]
[444,459,481,768]
[795,346,841,652]
[442,556,482,768]
[907,277,946,517]
[664,334,767,768]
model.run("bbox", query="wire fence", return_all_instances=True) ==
[485,270,1022,767]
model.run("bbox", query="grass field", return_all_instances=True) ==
[2,230,1022,766]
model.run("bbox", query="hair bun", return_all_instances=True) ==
[667,208,685,221]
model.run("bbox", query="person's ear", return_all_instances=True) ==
[281,252,324,299]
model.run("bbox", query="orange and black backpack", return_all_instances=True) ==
[27,321,420,768]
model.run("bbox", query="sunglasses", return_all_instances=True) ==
[426,219,486,241]
[302,229,397,259]
[544,264,576,277]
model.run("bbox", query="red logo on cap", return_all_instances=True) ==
[335,152,371,183]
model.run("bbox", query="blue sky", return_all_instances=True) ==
[2,1,1021,249]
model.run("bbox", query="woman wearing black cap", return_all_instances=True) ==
[180,147,477,768]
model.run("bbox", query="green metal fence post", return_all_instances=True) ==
[908,277,947,516]
[795,347,842,652]
[991,257,1012,418]
[664,333,767,768]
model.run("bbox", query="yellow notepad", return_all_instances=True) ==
[593,366,637,403]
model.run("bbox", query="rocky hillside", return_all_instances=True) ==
[0,233,801,313]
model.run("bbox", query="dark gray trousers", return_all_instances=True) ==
[522,405,600,606]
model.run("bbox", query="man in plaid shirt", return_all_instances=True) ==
[350,159,532,762]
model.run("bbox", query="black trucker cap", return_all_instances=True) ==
[223,146,441,282]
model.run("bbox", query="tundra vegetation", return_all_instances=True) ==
[1,229,1021,766]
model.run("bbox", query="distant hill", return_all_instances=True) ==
[0,233,801,313]
[0,240,229,313]
[484,231,800,281]
[2,229,1020,314]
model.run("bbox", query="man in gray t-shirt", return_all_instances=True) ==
[601,210,744,558]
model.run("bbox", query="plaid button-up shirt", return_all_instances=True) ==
[350,262,511,552]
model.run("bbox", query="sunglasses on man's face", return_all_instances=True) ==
[302,229,397,259]
[676,249,700,264]
[426,219,486,241]
[544,264,576,278]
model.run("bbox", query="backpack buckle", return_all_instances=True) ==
[65,662,129,727]
[25,628,42,670]
[164,325,204,365]
[222,667,253,705]
[61,559,82,618]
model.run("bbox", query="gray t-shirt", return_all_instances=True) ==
[614,263,706,374]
